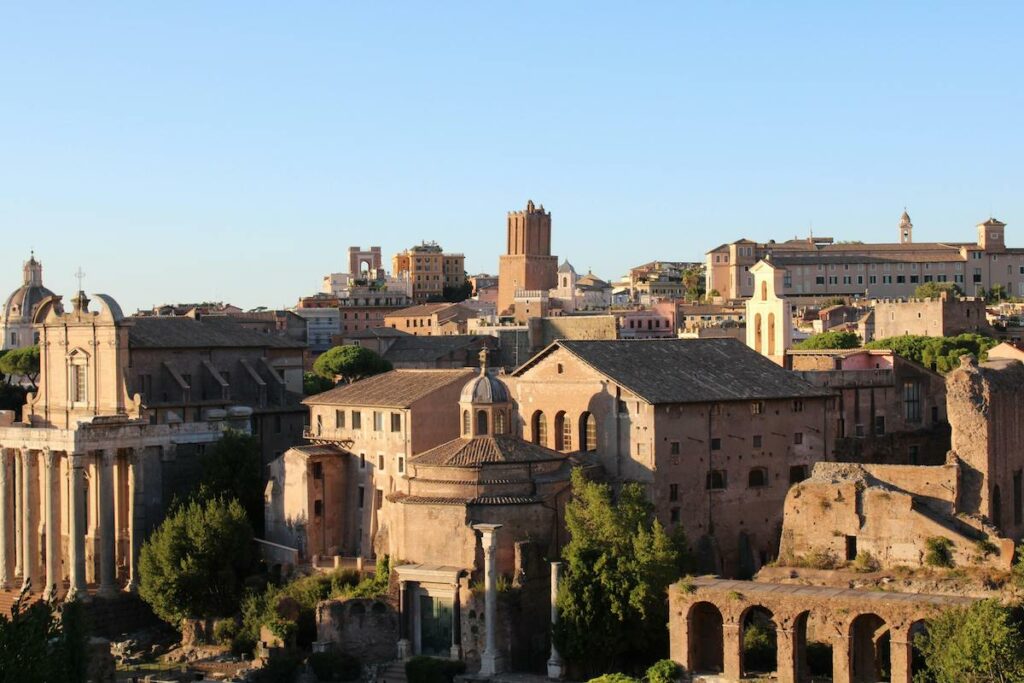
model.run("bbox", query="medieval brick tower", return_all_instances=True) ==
[497,200,558,314]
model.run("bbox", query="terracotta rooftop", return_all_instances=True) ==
[128,316,306,349]
[382,335,491,364]
[515,338,832,404]
[303,369,474,408]
[386,302,471,319]
[411,435,566,467]
[286,444,351,458]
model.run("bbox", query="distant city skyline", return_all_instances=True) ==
[3,3,1022,311]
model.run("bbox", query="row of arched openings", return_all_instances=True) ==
[462,409,507,437]
[531,410,597,452]
[688,601,928,682]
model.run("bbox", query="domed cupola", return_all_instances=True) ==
[459,349,512,437]
[1,252,56,349]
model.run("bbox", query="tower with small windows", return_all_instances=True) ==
[459,349,512,437]
[745,257,792,365]
[899,210,913,244]
[978,217,1007,253]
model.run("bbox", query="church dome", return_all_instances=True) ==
[2,254,54,325]
[460,349,509,404]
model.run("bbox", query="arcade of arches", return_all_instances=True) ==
[669,578,975,683]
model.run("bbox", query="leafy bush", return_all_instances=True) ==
[851,551,880,573]
[405,656,466,683]
[313,345,392,382]
[913,599,1024,682]
[212,618,238,645]
[793,331,860,350]
[587,674,640,683]
[644,659,681,683]
[742,622,776,672]
[865,333,997,373]
[308,651,361,681]
[138,495,254,625]
[974,538,999,558]
[925,537,955,568]
[331,556,390,599]
[0,593,89,682]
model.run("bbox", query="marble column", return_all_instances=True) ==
[547,561,565,679]
[21,447,38,592]
[450,581,462,660]
[66,453,88,601]
[125,450,141,592]
[13,449,22,580]
[397,579,411,659]
[473,523,504,676]
[42,449,60,600]
[0,448,10,589]
[97,450,117,598]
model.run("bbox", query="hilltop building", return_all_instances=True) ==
[707,212,1021,300]
[393,242,466,304]
[497,201,558,315]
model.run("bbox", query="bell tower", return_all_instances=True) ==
[899,210,913,244]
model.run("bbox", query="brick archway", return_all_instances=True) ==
[669,578,975,683]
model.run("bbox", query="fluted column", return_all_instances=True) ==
[547,561,565,679]
[473,523,504,676]
[0,448,10,589]
[66,453,88,601]
[42,449,60,600]
[97,449,117,598]
[21,447,38,592]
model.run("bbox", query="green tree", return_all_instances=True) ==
[555,469,689,676]
[0,591,89,683]
[793,331,861,350]
[303,371,334,395]
[914,282,962,299]
[0,346,40,390]
[866,333,997,373]
[199,430,264,532]
[442,281,473,303]
[913,599,1024,683]
[681,267,705,301]
[138,495,254,626]
[988,284,1008,302]
[312,345,392,383]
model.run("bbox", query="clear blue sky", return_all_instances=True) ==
[2,2,1022,311]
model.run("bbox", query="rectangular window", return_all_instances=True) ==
[377,454,385,470]
[373,411,384,431]
[794,432,803,445]
[391,412,402,432]
[903,381,922,422]
[669,441,680,455]
[312,462,323,480]
[896,275,906,284]
[711,438,721,451]
[910,275,919,283]
[792,399,804,412]
[874,415,886,436]
[335,410,345,429]
[753,435,762,448]
[352,411,362,429]
[360,453,366,469]
[869,275,877,284]
[815,276,825,285]
[397,456,405,474]
[313,499,323,517]
[670,507,680,523]
[70,364,87,403]
[751,401,765,415]
[358,485,365,509]
[669,484,679,502]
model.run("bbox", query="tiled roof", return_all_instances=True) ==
[386,303,466,318]
[515,338,831,404]
[128,316,306,349]
[382,335,489,364]
[411,435,567,467]
[303,369,474,408]
[286,444,351,458]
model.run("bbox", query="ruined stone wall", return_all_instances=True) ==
[316,598,398,663]
[873,297,988,340]
[947,357,1024,539]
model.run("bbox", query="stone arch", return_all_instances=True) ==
[754,313,763,353]
[531,411,547,446]
[688,601,724,673]
[740,605,777,676]
[476,409,488,435]
[849,612,890,683]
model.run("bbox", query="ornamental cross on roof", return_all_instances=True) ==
[74,267,86,291]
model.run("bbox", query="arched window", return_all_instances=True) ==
[68,349,89,406]
[761,280,768,301]
[532,411,547,446]
[495,411,506,434]
[753,313,763,353]
[477,410,488,435]
[463,410,470,436]
[555,411,571,451]
[767,312,776,356]
[748,467,768,488]
[579,412,597,452]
